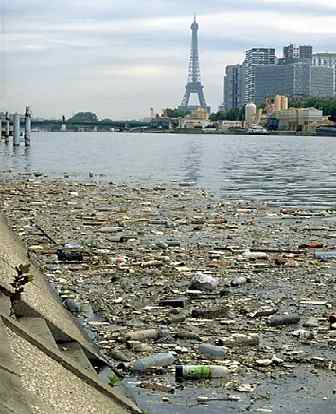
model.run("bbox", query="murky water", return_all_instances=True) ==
[1,132,336,207]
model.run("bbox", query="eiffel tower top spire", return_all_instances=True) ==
[188,16,200,83]
[178,16,210,113]
[192,13,198,29]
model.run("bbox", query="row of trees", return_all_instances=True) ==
[68,108,244,123]
[209,108,244,122]
[67,112,121,124]
[162,108,191,118]
[67,98,336,124]
[68,112,99,123]
[163,107,244,121]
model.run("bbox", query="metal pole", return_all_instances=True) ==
[24,106,31,146]
[13,113,20,146]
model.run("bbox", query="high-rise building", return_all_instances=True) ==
[244,48,276,103]
[311,66,336,97]
[255,65,292,104]
[283,44,312,64]
[223,64,247,109]
[222,45,333,109]
[255,63,334,104]
[313,53,336,92]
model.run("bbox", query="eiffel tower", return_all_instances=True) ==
[179,16,210,113]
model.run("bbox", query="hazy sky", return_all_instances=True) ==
[1,0,336,119]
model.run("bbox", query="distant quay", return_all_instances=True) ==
[126,128,315,136]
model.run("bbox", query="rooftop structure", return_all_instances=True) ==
[313,53,336,91]
[283,44,312,64]
[312,53,336,68]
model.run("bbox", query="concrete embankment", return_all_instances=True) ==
[0,213,141,414]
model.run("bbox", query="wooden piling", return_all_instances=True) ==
[25,106,31,147]
[13,113,20,146]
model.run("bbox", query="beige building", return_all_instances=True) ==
[178,107,209,129]
[274,95,288,112]
[265,95,289,115]
[274,107,324,132]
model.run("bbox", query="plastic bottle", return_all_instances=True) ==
[243,250,269,260]
[175,365,231,380]
[250,306,278,318]
[230,276,247,287]
[191,306,228,319]
[314,250,336,261]
[63,298,81,313]
[267,315,300,326]
[80,303,95,320]
[133,352,176,372]
[126,327,169,341]
[220,333,259,347]
[64,242,81,249]
[198,344,227,360]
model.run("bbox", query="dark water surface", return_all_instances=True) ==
[1,132,336,207]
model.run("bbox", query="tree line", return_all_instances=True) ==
[68,98,336,124]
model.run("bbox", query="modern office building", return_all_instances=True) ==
[255,65,293,104]
[244,48,276,103]
[223,64,247,109]
[255,63,334,104]
[311,66,335,97]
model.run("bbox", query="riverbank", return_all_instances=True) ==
[1,175,336,412]
[124,128,311,136]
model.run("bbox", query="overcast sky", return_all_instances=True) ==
[1,0,336,119]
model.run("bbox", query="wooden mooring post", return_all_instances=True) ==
[13,113,20,146]
[1,107,32,147]
[24,106,31,147]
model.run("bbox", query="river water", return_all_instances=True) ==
[1,132,336,208]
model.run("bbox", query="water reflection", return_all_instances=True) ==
[23,147,32,172]
[180,140,203,184]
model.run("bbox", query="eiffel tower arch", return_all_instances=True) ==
[178,16,210,113]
